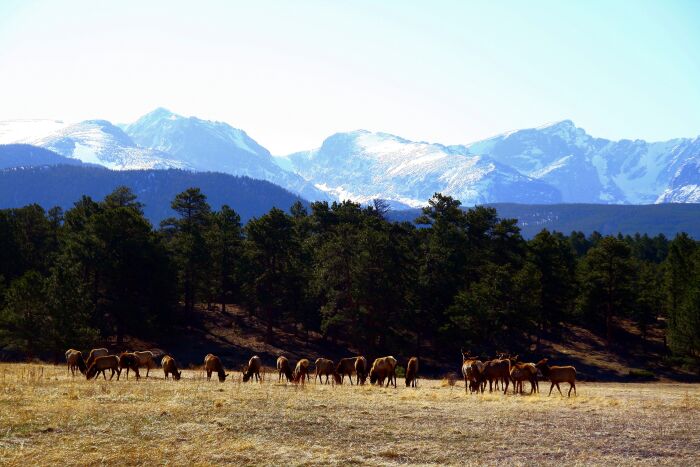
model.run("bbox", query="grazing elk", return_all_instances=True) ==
[536,359,577,397]
[405,357,419,387]
[133,351,157,378]
[65,349,86,376]
[204,354,229,382]
[162,355,182,380]
[276,356,292,383]
[335,358,357,385]
[117,353,141,380]
[293,359,310,385]
[355,356,368,385]
[314,358,335,385]
[242,356,262,382]
[461,350,484,393]
[86,348,109,368]
[369,356,398,387]
[86,355,121,380]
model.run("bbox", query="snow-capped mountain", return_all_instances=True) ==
[656,154,700,203]
[282,130,561,207]
[466,121,699,204]
[124,108,328,201]
[33,120,188,170]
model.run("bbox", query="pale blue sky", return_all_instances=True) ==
[1,0,698,153]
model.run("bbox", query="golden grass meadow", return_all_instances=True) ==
[1,363,699,466]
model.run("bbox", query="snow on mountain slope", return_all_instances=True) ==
[124,108,329,201]
[466,121,699,204]
[656,152,700,203]
[0,119,70,144]
[31,120,188,170]
[285,130,561,207]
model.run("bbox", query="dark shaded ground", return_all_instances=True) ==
[98,305,699,383]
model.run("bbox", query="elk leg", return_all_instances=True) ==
[556,383,563,396]
[548,382,554,396]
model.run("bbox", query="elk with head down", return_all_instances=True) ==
[536,359,576,397]
[276,356,292,383]
[242,355,262,382]
[65,349,86,376]
[293,359,310,385]
[162,355,182,380]
[369,356,397,388]
[86,348,109,368]
[204,354,229,382]
[86,355,121,380]
[510,360,538,395]
[405,357,419,388]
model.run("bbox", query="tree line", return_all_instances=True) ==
[0,187,698,369]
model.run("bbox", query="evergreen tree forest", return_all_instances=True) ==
[1,187,699,369]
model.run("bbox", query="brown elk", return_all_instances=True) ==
[276,356,292,383]
[405,357,419,387]
[86,355,121,380]
[242,356,262,383]
[162,355,182,380]
[461,350,484,393]
[335,358,357,385]
[132,351,157,378]
[355,356,368,385]
[369,356,397,387]
[314,358,335,385]
[86,348,109,368]
[293,359,310,385]
[204,354,229,382]
[536,359,577,397]
[117,353,141,380]
[65,349,86,376]
[482,357,511,394]
[510,362,538,394]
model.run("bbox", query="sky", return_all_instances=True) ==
[0,0,699,154]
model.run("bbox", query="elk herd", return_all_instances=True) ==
[64,347,578,397]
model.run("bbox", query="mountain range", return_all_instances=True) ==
[0,110,698,206]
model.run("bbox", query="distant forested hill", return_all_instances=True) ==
[390,203,700,238]
[0,165,306,223]
[0,144,86,169]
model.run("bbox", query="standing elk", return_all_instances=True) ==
[314,358,335,385]
[277,356,292,383]
[355,356,368,385]
[536,359,577,397]
[65,349,86,376]
[461,350,484,393]
[162,355,182,380]
[242,356,262,382]
[405,357,419,387]
[117,353,141,380]
[132,351,157,378]
[482,357,511,394]
[335,358,357,385]
[204,354,229,382]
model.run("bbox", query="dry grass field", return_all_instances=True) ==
[1,363,699,466]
